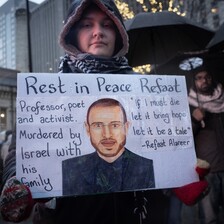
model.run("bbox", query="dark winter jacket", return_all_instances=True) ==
[191,107,224,173]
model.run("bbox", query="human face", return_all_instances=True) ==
[194,70,213,95]
[85,105,129,163]
[76,7,116,58]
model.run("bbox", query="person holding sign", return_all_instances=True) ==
[188,66,224,224]
[63,98,155,195]
[0,0,210,223]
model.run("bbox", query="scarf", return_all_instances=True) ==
[59,54,132,74]
[188,83,224,113]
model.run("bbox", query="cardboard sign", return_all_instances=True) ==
[16,73,198,198]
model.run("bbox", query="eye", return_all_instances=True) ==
[110,122,122,129]
[83,23,92,28]
[91,123,103,129]
[79,20,92,28]
[96,123,103,128]
[112,123,119,128]
[103,20,114,29]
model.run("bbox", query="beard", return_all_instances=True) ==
[91,138,126,158]
[197,83,215,95]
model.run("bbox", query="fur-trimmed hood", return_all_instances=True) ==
[59,0,129,58]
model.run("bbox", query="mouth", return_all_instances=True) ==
[91,42,106,46]
[201,84,209,89]
[101,139,116,147]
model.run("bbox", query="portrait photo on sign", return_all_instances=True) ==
[62,98,155,196]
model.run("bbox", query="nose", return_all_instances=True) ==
[202,77,210,85]
[93,24,104,38]
[102,125,112,138]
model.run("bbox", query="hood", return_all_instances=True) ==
[59,0,129,58]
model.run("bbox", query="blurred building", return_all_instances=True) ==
[0,67,17,132]
[0,0,37,72]
[0,0,37,131]
[183,0,224,30]
[30,0,72,73]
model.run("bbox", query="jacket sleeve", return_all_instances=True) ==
[2,128,16,184]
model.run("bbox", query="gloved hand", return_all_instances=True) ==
[0,176,34,223]
[172,159,210,206]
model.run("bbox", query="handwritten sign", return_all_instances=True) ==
[16,73,198,198]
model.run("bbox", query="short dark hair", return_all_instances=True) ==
[192,65,211,78]
[86,98,127,124]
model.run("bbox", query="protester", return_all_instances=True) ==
[188,65,224,224]
[0,1,209,223]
